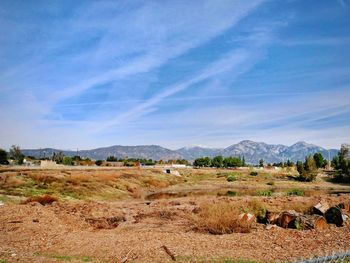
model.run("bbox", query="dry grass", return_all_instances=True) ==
[23,194,58,205]
[192,202,250,234]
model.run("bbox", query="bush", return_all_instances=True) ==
[0,149,8,165]
[250,171,258,176]
[267,181,274,186]
[192,202,250,234]
[95,160,103,166]
[227,175,236,182]
[256,190,273,196]
[63,156,73,166]
[286,189,304,196]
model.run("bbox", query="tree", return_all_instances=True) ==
[259,159,264,168]
[332,144,350,181]
[9,145,24,165]
[63,156,73,165]
[223,157,243,168]
[95,160,103,166]
[212,156,223,168]
[313,153,327,169]
[0,149,8,165]
[193,157,211,167]
[106,156,118,162]
[52,151,64,164]
[296,156,317,182]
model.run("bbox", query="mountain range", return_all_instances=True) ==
[22,140,339,164]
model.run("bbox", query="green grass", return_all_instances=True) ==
[226,175,237,182]
[34,252,93,262]
[176,255,261,263]
[256,189,273,196]
[286,188,304,196]
[0,259,7,263]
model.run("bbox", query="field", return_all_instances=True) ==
[0,166,350,262]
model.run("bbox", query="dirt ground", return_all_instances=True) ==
[0,195,350,263]
[1,167,350,262]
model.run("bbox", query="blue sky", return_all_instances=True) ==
[0,0,349,150]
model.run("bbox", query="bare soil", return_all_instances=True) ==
[0,167,350,262]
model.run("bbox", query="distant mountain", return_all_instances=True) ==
[22,145,182,161]
[22,140,340,164]
[175,146,222,160]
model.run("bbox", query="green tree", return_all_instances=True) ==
[52,151,64,164]
[313,153,327,169]
[63,156,73,165]
[0,149,8,165]
[223,157,243,168]
[212,156,223,168]
[296,156,317,182]
[259,159,264,167]
[193,157,211,167]
[332,145,350,180]
[106,156,118,162]
[95,160,103,166]
[9,145,24,165]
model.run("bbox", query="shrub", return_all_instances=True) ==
[256,190,273,197]
[266,181,274,186]
[227,175,236,182]
[286,189,304,196]
[226,190,237,197]
[95,160,103,166]
[192,202,248,234]
[250,171,258,176]
[245,199,267,221]
[63,156,73,166]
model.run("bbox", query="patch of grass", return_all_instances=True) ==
[256,190,273,197]
[176,255,260,263]
[243,199,267,221]
[34,252,93,262]
[0,259,7,263]
[227,175,236,182]
[226,190,237,197]
[249,171,258,176]
[286,189,304,196]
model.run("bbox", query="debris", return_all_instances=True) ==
[8,220,23,223]
[85,216,126,229]
[121,248,134,263]
[161,245,176,261]
[266,224,278,230]
[278,210,300,228]
[238,213,256,228]
[325,207,344,227]
[295,215,328,230]
[265,211,280,225]
[313,201,330,216]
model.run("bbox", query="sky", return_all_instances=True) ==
[0,0,350,150]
